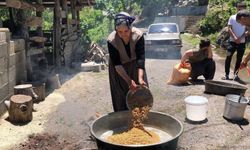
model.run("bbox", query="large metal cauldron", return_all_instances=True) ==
[90,111,183,150]
[205,80,247,96]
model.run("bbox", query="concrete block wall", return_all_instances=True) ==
[0,28,27,117]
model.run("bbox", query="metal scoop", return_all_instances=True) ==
[126,85,153,109]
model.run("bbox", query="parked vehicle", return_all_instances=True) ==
[144,23,182,59]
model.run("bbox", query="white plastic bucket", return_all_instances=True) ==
[184,96,208,121]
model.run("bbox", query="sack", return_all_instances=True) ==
[167,63,191,85]
[216,27,230,50]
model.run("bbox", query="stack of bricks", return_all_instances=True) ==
[10,39,27,84]
[0,28,11,116]
[0,28,27,117]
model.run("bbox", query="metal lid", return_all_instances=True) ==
[184,95,208,105]
[126,85,153,109]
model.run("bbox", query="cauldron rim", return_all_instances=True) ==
[90,110,184,148]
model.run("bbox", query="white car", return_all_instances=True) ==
[144,23,182,59]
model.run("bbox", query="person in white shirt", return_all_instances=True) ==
[223,2,247,80]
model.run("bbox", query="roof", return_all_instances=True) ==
[0,0,96,8]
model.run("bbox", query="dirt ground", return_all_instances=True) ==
[1,41,250,150]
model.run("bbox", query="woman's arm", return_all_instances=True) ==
[115,65,137,90]
[135,36,147,85]
[181,49,193,64]
[207,46,213,58]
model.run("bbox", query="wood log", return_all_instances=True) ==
[6,0,21,9]
[32,3,45,12]
[14,84,38,102]
[27,47,44,56]
[9,94,33,123]
[32,82,45,102]
[68,19,77,25]
[25,17,42,27]
[29,36,47,43]
[75,6,82,11]
[20,2,35,10]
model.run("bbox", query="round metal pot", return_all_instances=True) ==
[204,80,247,96]
[223,94,249,121]
[90,111,183,150]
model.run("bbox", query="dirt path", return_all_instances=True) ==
[0,41,250,150]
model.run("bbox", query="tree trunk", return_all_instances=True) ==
[9,94,33,123]
[14,84,38,101]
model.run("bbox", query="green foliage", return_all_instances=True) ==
[42,8,53,30]
[181,34,200,46]
[199,0,250,36]
[80,8,110,46]
[0,8,9,21]
[199,8,231,35]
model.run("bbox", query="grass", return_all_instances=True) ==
[181,33,200,47]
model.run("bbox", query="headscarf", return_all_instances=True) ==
[114,12,135,30]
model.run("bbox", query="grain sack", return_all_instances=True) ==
[167,63,191,85]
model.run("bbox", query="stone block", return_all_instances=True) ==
[0,42,7,58]
[12,39,25,52]
[0,70,8,85]
[0,28,11,42]
[0,32,6,43]
[8,80,15,96]
[8,65,16,81]
[9,41,15,55]
[0,57,7,73]
[0,99,7,118]
[0,83,9,101]
[9,53,15,67]
[15,50,26,66]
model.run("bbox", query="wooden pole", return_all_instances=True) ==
[53,0,62,68]
[70,0,76,27]
[36,0,44,48]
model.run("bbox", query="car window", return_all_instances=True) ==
[148,24,177,34]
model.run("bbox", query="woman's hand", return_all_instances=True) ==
[240,61,247,69]
[138,78,147,86]
[129,80,137,92]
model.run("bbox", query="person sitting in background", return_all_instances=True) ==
[180,38,216,81]
[236,9,250,27]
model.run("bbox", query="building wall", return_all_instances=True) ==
[0,28,27,117]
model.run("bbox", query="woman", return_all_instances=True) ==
[107,12,148,112]
[181,39,216,81]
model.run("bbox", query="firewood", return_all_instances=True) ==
[29,36,47,43]
[20,1,35,10]
[14,84,38,101]
[32,3,45,12]
[6,0,22,9]
[8,94,33,123]
[25,17,42,27]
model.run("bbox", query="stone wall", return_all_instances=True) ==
[0,28,27,117]
[170,6,207,16]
